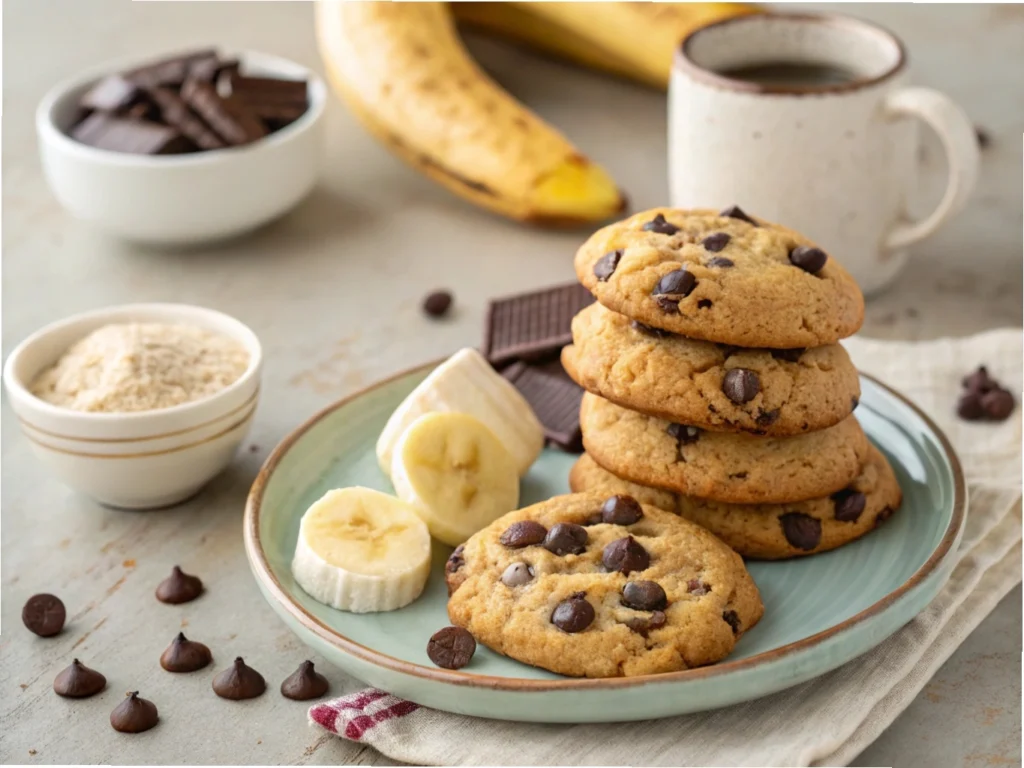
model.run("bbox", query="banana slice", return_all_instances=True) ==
[377,348,544,478]
[291,487,431,613]
[391,412,520,547]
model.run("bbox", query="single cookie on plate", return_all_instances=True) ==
[580,393,869,504]
[562,302,860,435]
[445,492,763,678]
[569,447,901,559]
[575,207,864,348]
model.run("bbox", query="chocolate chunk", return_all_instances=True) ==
[779,512,822,551]
[719,205,758,225]
[630,320,673,338]
[22,593,66,637]
[186,55,230,83]
[666,423,700,445]
[280,661,330,700]
[551,594,595,633]
[687,579,710,596]
[427,627,476,669]
[126,49,219,88]
[789,245,828,274]
[697,299,713,309]
[159,633,212,673]
[146,87,226,150]
[180,77,266,146]
[602,536,649,575]
[642,213,680,235]
[422,290,453,317]
[625,610,666,637]
[502,360,584,451]
[981,388,1015,420]
[957,391,985,420]
[702,232,731,252]
[875,506,895,526]
[71,113,194,155]
[655,296,681,314]
[652,268,697,298]
[155,565,203,604]
[500,520,548,548]
[771,348,805,363]
[621,581,667,611]
[962,366,994,394]
[79,75,139,113]
[483,282,594,366]
[832,489,867,522]
[543,523,588,556]
[227,75,308,122]
[756,408,780,427]
[500,562,534,587]
[212,657,266,700]
[723,369,760,404]
[722,610,741,634]
[53,659,106,698]
[707,257,735,269]
[110,692,159,733]
[593,250,622,281]
[601,494,643,525]
[445,544,465,574]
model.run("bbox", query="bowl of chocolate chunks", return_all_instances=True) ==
[36,48,326,245]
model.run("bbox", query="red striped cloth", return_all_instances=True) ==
[309,689,419,742]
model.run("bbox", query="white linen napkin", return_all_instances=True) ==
[309,329,1023,767]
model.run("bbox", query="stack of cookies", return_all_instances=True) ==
[562,207,903,559]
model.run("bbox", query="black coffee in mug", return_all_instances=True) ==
[717,61,860,89]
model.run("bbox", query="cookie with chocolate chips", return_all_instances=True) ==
[445,492,763,678]
[575,207,864,348]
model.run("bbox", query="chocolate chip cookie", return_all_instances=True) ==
[445,492,763,677]
[570,447,901,559]
[562,302,860,435]
[580,393,869,503]
[576,207,864,348]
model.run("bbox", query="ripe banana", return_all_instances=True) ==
[391,412,520,547]
[376,348,544,478]
[315,1,625,226]
[291,487,431,613]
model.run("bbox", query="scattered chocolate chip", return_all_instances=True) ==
[624,610,667,637]
[110,692,159,733]
[655,296,681,314]
[875,506,895,526]
[53,659,106,698]
[756,408,780,427]
[543,523,588,556]
[212,657,266,700]
[652,268,697,298]
[789,245,828,274]
[779,512,822,551]
[22,594,66,637]
[666,423,701,445]
[601,495,643,525]
[159,633,212,673]
[771,348,805,363]
[642,213,679,235]
[697,299,713,309]
[445,544,465,575]
[422,290,453,318]
[719,205,757,225]
[702,232,730,252]
[551,594,595,633]
[499,520,547,549]
[723,369,760,404]
[631,320,673,338]
[832,489,867,522]
[280,661,330,700]
[957,391,986,420]
[427,626,476,669]
[602,536,650,575]
[500,562,534,587]
[975,125,991,148]
[593,250,622,281]
[981,388,1015,420]
[687,579,710,596]
[962,366,994,394]
[706,256,735,268]
[155,566,203,604]
[722,610,741,634]
[622,581,667,611]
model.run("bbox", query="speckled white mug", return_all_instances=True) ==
[669,13,979,296]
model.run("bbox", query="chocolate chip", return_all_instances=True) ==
[22,593,66,637]
[706,256,735,268]
[499,520,547,548]
[159,632,212,673]
[779,512,822,551]
[642,213,679,235]
[789,245,828,274]
[593,250,622,281]
[543,523,588,556]
[875,506,895,526]
[655,296,681,314]
[602,536,650,575]
[981,387,1015,420]
[756,408,780,427]
[110,692,159,733]
[687,579,710,596]
[702,232,730,252]
[212,657,266,700]
[622,581,667,611]
[722,610,741,634]
[723,368,760,404]
[625,610,666,637]
[422,290,452,317]
[280,660,330,700]
[631,320,673,338]
[155,565,203,604]
[962,365,995,394]
[500,562,534,587]
[445,544,465,575]
[719,205,758,225]
[601,495,643,525]
[832,489,867,522]
[697,299,713,309]
[957,391,986,420]
[53,659,106,698]
[771,348,805,362]
[427,626,476,669]
[666,423,700,445]
[652,268,697,297]
[551,594,595,633]
[975,125,991,148]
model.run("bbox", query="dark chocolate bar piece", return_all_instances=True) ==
[79,75,139,113]
[484,283,594,367]
[187,55,235,83]
[229,75,308,124]
[126,49,219,88]
[502,360,584,452]
[70,113,194,155]
[147,87,225,150]
[180,77,266,146]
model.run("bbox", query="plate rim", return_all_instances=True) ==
[243,360,966,692]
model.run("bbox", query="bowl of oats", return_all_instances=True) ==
[3,303,262,509]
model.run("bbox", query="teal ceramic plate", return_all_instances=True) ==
[244,364,965,723]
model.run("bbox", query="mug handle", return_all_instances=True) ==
[881,87,980,251]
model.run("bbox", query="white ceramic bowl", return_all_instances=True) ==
[36,50,327,245]
[3,303,262,509]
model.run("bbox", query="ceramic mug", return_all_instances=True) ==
[669,13,979,296]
